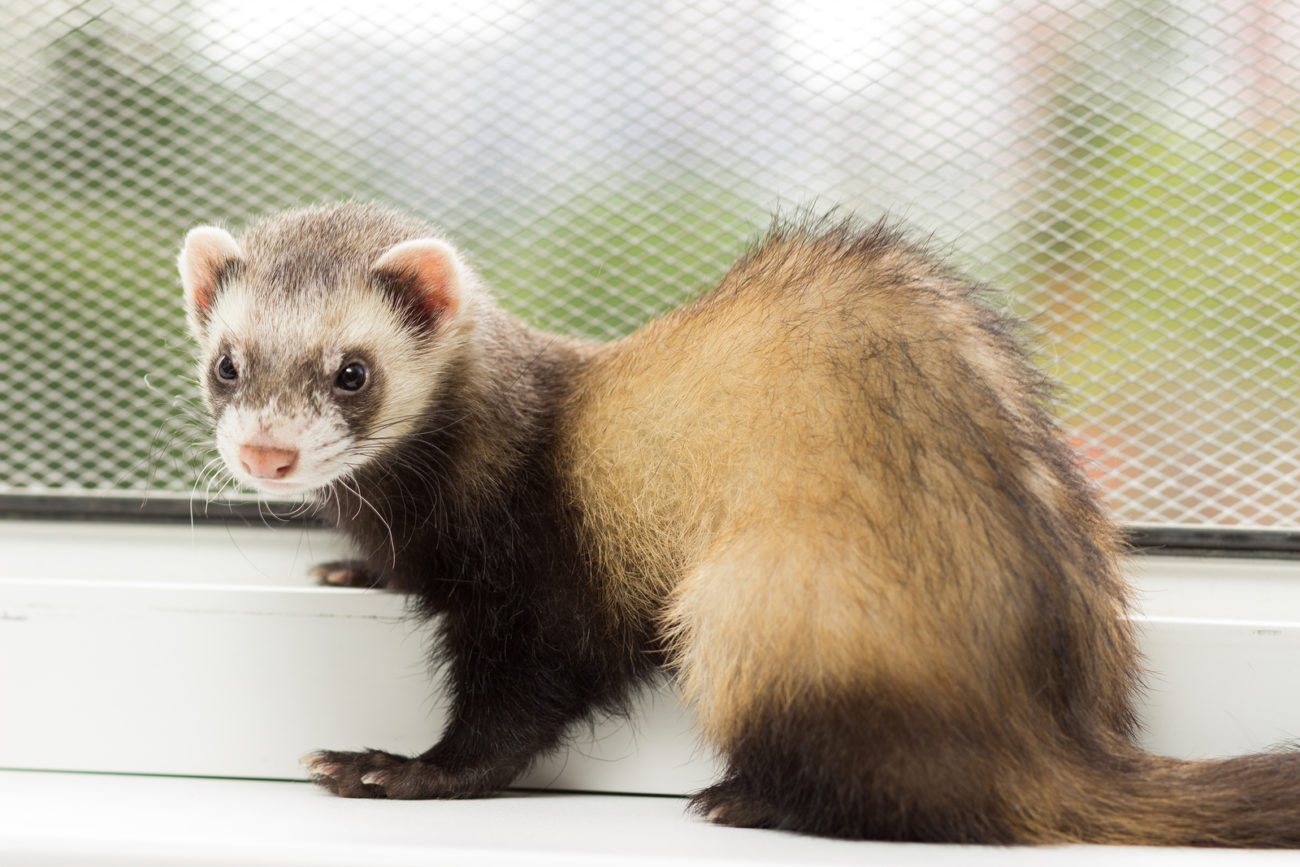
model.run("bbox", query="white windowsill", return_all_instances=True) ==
[1,770,1289,867]
[4,519,1300,864]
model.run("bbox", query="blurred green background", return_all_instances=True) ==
[1,0,1297,527]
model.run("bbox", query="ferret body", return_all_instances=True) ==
[180,202,1300,845]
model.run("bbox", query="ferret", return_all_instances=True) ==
[179,202,1300,846]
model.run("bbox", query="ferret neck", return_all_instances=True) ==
[324,314,583,563]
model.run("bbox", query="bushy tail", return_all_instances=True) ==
[1049,750,1300,848]
[697,710,1300,847]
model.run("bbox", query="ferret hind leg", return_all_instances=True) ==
[666,528,1026,842]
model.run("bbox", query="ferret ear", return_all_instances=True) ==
[369,239,465,330]
[179,226,243,325]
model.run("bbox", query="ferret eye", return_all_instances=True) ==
[335,361,368,393]
[216,355,238,381]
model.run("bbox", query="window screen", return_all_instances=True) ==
[2,0,1297,530]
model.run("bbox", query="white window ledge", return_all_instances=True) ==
[4,520,1300,863]
[0,770,1287,867]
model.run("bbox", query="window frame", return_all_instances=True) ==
[4,494,1300,559]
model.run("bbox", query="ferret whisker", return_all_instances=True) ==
[188,457,237,525]
[335,474,398,567]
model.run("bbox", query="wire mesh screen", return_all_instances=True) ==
[1,0,1298,528]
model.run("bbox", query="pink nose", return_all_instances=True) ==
[239,444,299,480]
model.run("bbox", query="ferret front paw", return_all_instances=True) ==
[309,560,385,589]
[301,749,468,799]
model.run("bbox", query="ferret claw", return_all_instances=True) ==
[309,565,352,585]
[309,560,380,588]
[301,752,345,781]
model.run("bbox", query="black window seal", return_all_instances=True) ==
[0,493,324,528]
[1,494,1298,558]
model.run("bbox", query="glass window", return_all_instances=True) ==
[2,0,1296,532]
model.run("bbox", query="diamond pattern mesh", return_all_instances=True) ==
[1,0,1297,528]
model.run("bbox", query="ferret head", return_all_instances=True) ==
[178,203,481,497]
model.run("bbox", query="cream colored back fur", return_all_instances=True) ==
[560,228,1124,743]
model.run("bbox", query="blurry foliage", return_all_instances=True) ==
[4,6,1299,526]
[467,175,763,339]
[992,58,1300,523]
[0,22,763,493]
[1002,87,1300,413]
[0,25,382,491]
